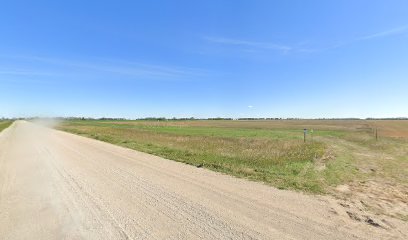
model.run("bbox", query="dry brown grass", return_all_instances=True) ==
[105,119,373,131]
[368,120,408,138]
[58,119,408,216]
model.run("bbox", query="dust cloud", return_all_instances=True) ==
[30,118,62,129]
[11,118,63,142]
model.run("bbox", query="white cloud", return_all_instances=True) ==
[359,25,408,40]
[205,36,292,53]
[0,69,55,76]
[208,25,408,55]
[308,25,408,52]
[0,54,208,80]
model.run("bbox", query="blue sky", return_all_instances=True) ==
[1,0,407,118]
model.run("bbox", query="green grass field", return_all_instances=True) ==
[0,121,12,132]
[57,119,408,197]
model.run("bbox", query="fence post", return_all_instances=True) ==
[304,128,307,143]
[310,129,314,142]
[375,128,378,141]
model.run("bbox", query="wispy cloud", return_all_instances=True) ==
[97,58,209,78]
[204,36,334,54]
[359,25,408,40]
[205,25,408,55]
[0,54,208,81]
[306,25,408,52]
[205,36,292,53]
[0,69,56,76]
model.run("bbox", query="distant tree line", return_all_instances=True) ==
[3,117,408,121]
[365,117,408,120]
[237,118,283,120]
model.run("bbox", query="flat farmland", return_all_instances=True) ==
[1,120,407,238]
[58,120,408,213]
[5,121,408,239]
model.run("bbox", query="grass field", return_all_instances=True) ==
[57,120,407,191]
[0,121,12,132]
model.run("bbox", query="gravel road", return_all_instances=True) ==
[0,121,405,239]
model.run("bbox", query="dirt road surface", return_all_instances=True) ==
[0,121,406,239]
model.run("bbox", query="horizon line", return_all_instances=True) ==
[3,116,408,121]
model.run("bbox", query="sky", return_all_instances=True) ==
[0,0,407,119]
